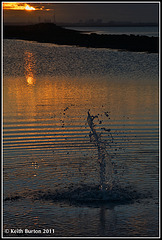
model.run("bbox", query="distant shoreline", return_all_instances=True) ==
[4,23,159,53]
[4,21,158,27]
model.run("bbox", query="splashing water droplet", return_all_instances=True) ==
[87,110,114,192]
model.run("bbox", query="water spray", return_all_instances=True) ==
[87,110,114,194]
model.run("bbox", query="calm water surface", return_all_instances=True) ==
[3,39,159,237]
[66,26,159,37]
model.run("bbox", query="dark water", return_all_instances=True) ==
[3,39,159,237]
[66,26,159,37]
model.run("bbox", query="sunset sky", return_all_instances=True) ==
[2,2,159,24]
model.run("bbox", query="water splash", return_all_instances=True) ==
[4,110,153,206]
[87,110,114,193]
[4,184,152,207]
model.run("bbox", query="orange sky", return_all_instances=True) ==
[3,2,49,11]
[2,2,159,24]
[3,2,54,24]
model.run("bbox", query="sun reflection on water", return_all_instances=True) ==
[24,51,36,86]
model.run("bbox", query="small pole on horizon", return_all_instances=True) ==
[53,13,56,24]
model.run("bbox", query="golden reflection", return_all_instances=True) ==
[32,161,39,169]
[24,51,36,86]
[4,75,158,122]
[27,76,35,85]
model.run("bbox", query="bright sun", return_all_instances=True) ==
[25,4,35,11]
